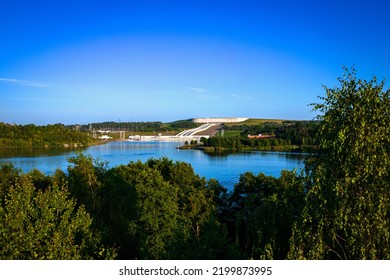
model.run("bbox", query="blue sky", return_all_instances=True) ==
[1,0,389,125]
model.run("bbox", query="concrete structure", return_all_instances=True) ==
[128,124,216,142]
[176,123,217,137]
[126,119,235,142]
[192,117,249,124]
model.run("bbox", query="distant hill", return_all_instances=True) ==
[223,118,291,127]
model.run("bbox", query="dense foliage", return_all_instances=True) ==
[289,68,390,259]
[224,171,305,259]
[199,121,319,152]
[0,123,91,147]
[0,156,302,260]
[227,121,319,146]
[0,163,113,260]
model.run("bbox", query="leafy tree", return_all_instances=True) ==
[115,161,179,259]
[0,173,112,259]
[206,178,229,218]
[28,169,52,191]
[67,153,105,214]
[98,166,138,259]
[79,158,182,259]
[289,68,390,259]
[231,171,304,259]
[146,158,222,259]
[0,163,21,200]
[61,155,233,260]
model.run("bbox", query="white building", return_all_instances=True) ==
[192,117,249,124]
[98,135,113,140]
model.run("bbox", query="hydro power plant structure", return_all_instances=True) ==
[127,117,249,142]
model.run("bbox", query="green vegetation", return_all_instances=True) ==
[226,170,305,259]
[0,156,237,259]
[0,123,92,147]
[0,120,200,147]
[197,120,319,153]
[0,163,114,260]
[164,119,199,130]
[289,68,390,259]
[1,154,301,259]
[0,68,389,259]
[224,118,286,127]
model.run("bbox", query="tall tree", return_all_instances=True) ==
[146,158,221,259]
[119,161,179,259]
[231,171,304,259]
[67,153,105,214]
[289,68,390,259]
[0,173,112,259]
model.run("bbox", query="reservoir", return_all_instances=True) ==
[0,141,306,190]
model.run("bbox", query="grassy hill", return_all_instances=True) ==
[224,118,292,127]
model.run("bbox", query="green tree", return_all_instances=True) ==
[231,171,304,259]
[131,170,178,259]
[104,161,178,259]
[98,166,138,259]
[28,169,52,191]
[0,174,111,259]
[146,158,220,259]
[67,153,104,214]
[289,68,390,259]
[0,163,21,200]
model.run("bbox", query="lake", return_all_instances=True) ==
[0,141,306,190]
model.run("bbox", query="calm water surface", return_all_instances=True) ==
[0,141,306,190]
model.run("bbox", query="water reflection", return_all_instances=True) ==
[0,146,86,158]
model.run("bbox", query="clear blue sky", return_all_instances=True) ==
[1,0,389,125]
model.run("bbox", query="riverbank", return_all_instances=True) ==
[0,142,87,149]
[178,143,317,154]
